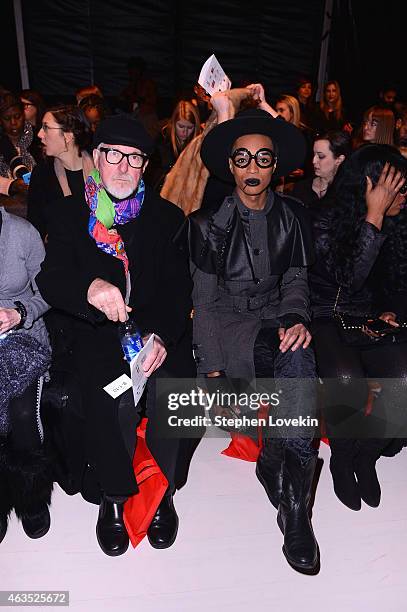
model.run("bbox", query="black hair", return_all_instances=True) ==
[315,130,352,159]
[46,104,92,151]
[327,144,407,290]
[0,92,24,116]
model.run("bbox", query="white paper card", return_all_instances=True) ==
[103,373,133,399]
[130,333,155,407]
[198,54,231,96]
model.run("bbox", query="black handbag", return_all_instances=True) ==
[333,287,407,347]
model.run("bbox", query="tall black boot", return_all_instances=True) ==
[354,438,389,507]
[0,441,13,544]
[329,438,361,511]
[7,446,53,539]
[256,438,284,510]
[277,447,320,574]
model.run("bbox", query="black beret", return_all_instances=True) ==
[93,114,154,155]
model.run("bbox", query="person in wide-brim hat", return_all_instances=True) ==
[189,104,320,575]
[200,107,307,183]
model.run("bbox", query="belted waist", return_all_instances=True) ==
[218,288,276,312]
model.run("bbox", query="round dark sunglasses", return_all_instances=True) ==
[230,147,276,169]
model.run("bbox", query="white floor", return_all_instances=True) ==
[1,438,406,612]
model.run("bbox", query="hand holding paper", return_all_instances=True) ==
[198,54,231,96]
[141,333,167,377]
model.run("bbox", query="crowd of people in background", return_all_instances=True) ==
[0,57,406,575]
[0,61,405,213]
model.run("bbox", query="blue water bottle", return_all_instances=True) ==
[118,319,144,363]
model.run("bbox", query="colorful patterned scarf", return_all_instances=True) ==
[84,169,145,273]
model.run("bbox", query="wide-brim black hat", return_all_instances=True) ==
[200,108,306,182]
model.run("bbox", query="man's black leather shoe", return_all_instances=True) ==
[96,498,129,557]
[147,495,178,549]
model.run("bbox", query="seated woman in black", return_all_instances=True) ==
[27,104,92,240]
[291,130,351,207]
[309,144,407,511]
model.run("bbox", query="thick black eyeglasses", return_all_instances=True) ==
[99,147,148,169]
[230,147,276,169]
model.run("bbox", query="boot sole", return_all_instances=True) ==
[277,513,320,574]
[255,464,279,510]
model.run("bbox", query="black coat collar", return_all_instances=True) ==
[189,192,315,279]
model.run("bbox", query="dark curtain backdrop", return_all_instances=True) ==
[328,0,406,123]
[21,0,324,107]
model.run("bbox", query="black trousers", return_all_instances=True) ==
[312,319,407,438]
[253,328,318,460]
[75,323,200,500]
[0,380,53,518]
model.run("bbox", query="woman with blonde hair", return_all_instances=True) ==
[146,99,201,190]
[166,100,201,158]
[275,94,303,128]
[275,94,314,185]
[317,80,350,133]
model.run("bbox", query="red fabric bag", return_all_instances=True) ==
[124,418,168,548]
[221,403,269,462]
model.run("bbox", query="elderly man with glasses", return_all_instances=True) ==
[36,115,199,556]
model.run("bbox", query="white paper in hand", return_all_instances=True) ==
[129,333,155,407]
[198,54,231,96]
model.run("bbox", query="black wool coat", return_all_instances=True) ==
[36,186,196,496]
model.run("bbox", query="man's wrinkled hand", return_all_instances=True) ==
[87,278,132,322]
[278,324,312,353]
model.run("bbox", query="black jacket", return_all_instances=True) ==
[27,158,86,240]
[36,186,195,496]
[36,186,193,352]
[309,206,406,319]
